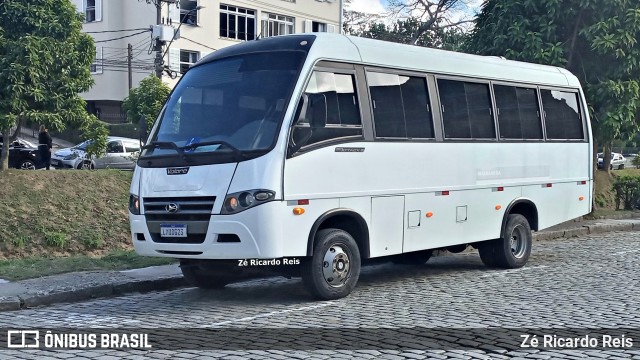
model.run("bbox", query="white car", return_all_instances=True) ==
[597,152,626,170]
[51,136,140,170]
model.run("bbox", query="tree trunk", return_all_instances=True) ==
[0,125,11,171]
[603,144,612,174]
[10,119,22,141]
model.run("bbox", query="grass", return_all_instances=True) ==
[0,250,176,281]
[0,170,133,260]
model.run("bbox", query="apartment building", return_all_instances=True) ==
[72,0,341,123]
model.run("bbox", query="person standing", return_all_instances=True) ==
[38,125,53,170]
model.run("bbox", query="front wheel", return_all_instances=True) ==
[20,160,36,170]
[302,228,361,300]
[477,214,532,269]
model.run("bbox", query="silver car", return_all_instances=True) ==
[51,136,140,170]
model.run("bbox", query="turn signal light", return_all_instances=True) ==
[293,207,305,215]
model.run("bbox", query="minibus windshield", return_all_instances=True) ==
[140,51,305,164]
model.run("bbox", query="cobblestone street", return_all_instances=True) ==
[1,231,639,359]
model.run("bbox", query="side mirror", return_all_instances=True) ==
[139,115,148,145]
[309,94,327,129]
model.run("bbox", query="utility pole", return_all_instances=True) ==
[154,2,163,78]
[127,43,133,91]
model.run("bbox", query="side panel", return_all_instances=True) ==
[369,196,404,257]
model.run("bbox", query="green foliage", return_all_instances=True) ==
[612,176,640,210]
[44,232,67,248]
[0,0,95,170]
[82,119,109,160]
[633,156,640,169]
[122,75,171,129]
[82,231,103,249]
[11,235,29,248]
[466,0,640,146]
[356,18,468,50]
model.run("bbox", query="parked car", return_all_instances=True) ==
[50,136,140,170]
[597,152,626,170]
[0,136,43,170]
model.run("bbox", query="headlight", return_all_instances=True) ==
[63,152,79,160]
[129,194,140,215]
[221,189,275,215]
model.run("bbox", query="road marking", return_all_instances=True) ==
[206,302,336,327]
[614,249,640,255]
[480,265,549,278]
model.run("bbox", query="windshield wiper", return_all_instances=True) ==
[180,140,245,159]
[141,141,189,162]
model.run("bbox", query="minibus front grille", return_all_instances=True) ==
[150,234,206,244]
[143,197,215,245]
[144,214,211,221]
[143,197,216,215]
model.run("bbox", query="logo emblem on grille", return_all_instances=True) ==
[165,203,179,213]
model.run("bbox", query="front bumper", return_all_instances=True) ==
[130,201,288,259]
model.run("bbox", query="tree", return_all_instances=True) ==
[466,0,640,173]
[0,0,95,171]
[386,0,476,45]
[81,118,109,169]
[358,18,468,51]
[122,75,171,129]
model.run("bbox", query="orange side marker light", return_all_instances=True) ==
[293,207,305,215]
[426,212,434,218]
[579,196,585,201]
[495,205,502,210]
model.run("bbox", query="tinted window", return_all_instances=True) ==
[438,79,495,139]
[124,143,140,153]
[494,85,542,139]
[107,141,124,153]
[368,72,433,139]
[291,71,362,150]
[541,90,583,140]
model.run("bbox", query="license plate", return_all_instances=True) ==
[160,224,187,237]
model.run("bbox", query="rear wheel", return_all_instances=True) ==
[179,260,231,289]
[302,228,361,300]
[478,214,532,269]
[80,160,94,170]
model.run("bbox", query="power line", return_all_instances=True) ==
[86,28,149,34]
[180,36,217,51]
[94,30,150,43]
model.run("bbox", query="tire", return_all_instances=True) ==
[19,160,36,170]
[478,214,532,269]
[179,260,230,289]
[301,228,361,300]
[79,160,94,170]
[392,250,433,265]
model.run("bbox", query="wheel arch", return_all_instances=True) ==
[502,198,539,238]
[307,209,370,259]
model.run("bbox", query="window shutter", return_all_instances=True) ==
[327,24,336,33]
[95,0,102,21]
[168,47,180,72]
[168,2,180,25]
[304,19,313,32]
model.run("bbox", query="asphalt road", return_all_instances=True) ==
[1,231,639,359]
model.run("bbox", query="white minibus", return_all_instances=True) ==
[129,33,592,300]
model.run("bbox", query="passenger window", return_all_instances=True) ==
[541,90,583,140]
[438,79,495,139]
[290,71,362,151]
[368,72,434,139]
[124,144,140,153]
[107,141,124,153]
[494,85,543,139]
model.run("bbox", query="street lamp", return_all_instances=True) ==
[161,5,205,77]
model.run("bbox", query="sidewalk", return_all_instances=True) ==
[1,217,639,311]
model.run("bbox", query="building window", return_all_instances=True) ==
[179,50,200,74]
[85,0,96,22]
[220,4,256,41]
[180,0,198,25]
[313,21,327,32]
[261,13,294,37]
[90,47,103,74]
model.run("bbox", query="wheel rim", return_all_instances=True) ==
[20,161,35,170]
[322,244,350,288]
[82,161,92,170]
[510,224,528,259]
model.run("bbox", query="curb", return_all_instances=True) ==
[0,276,187,312]
[533,221,639,241]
